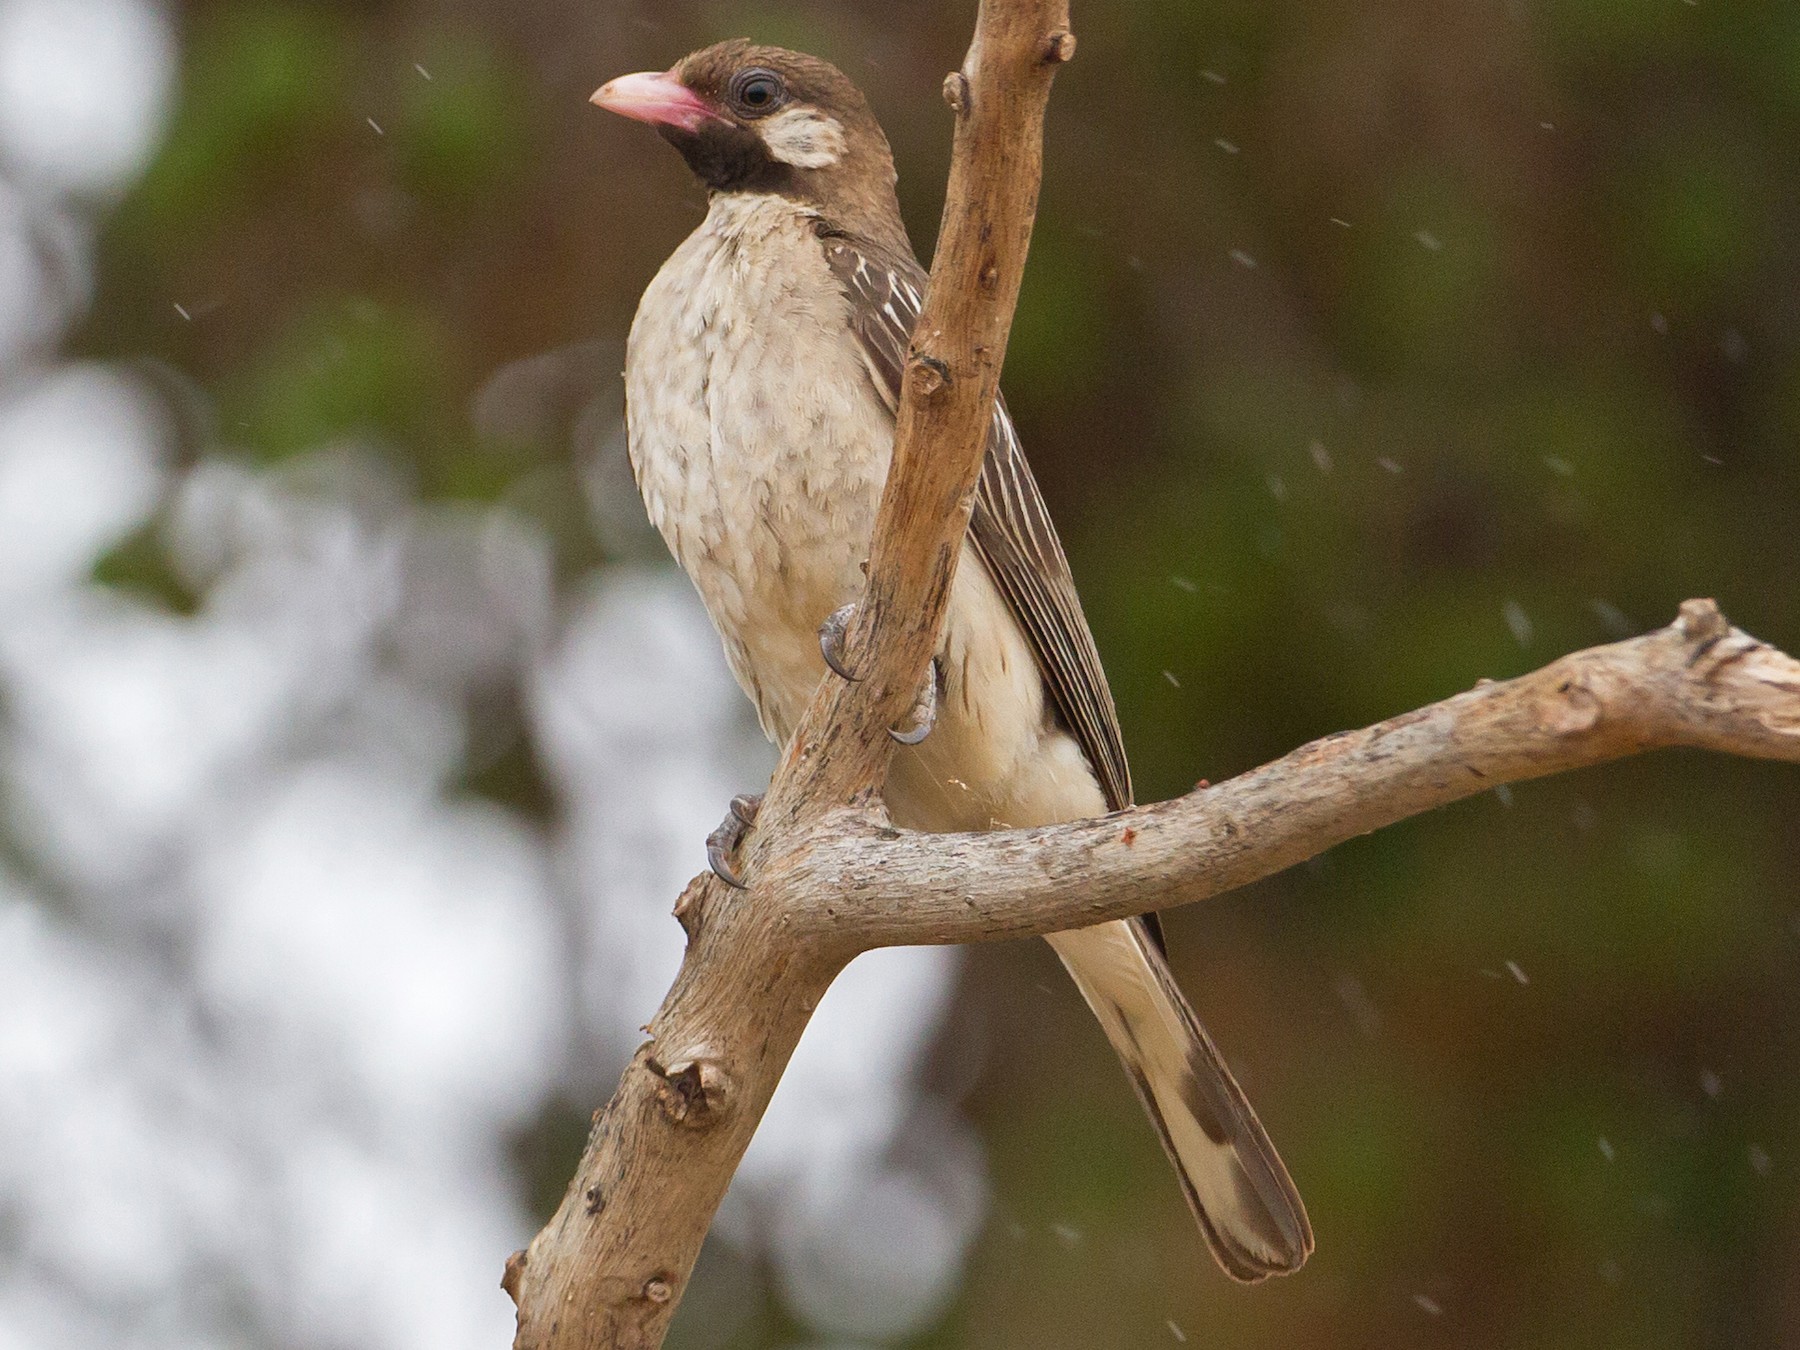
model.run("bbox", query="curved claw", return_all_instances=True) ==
[889,659,940,746]
[818,603,861,681]
[706,837,746,889]
[705,793,763,890]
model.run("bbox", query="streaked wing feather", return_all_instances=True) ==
[823,233,1133,815]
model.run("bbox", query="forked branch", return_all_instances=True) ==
[506,0,1800,1343]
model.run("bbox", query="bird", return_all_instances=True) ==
[593,39,1312,1282]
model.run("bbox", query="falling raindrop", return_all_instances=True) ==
[1333,972,1381,1039]
[1589,599,1633,638]
[1598,1137,1615,1162]
[1229,249,1257,269]
[1415,229,1443,252]
[1413,1294,1443,1316]
[1700,1069,1722,1099]
[1505,959,1529,985]
[1309,440,1333,473]
[1503,600,1533,648]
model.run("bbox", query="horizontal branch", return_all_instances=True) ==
[797,600,1800,946]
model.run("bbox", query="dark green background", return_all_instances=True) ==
[85,0,1800,1345]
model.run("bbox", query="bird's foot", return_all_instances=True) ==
[705,793,763,889]
[818,603,860,681]
[889,658,941,746]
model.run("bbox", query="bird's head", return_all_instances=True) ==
[593,42,903,243]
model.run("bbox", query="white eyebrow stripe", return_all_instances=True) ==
[759,106,847,169]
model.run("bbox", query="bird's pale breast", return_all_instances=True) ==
[626,192,891,738]
[625,192,1104,832]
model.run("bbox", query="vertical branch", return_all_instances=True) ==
[508,6,1075,1347]
[754,0,1075,833]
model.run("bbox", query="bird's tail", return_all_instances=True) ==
[1046,918,1312,1281]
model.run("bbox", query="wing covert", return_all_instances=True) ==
[823,233,1133,813]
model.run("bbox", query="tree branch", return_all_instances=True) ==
[508,1,1800,1343]
[794,599,1800,946]
[507,5,1072,1347]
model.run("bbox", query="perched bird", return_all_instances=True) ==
[594,40,1311,1281]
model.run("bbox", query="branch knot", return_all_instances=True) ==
[942,71,970,115]
[1677,598,1727,644]
[645,1053,733,1127]
[908,352,952,397]
[1041,29,1077,63]
[1542,679,1602,736]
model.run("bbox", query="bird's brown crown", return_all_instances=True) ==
[618,41,909,254]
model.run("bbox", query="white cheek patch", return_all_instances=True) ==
[760,106,847,169]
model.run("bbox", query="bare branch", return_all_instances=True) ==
[508,5,1073,1346]
[798,601,1800,946]
[509,1,1800,1343]
[748,0,1072,838]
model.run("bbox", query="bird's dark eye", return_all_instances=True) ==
[729,68,785,118]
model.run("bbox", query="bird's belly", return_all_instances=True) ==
[625,193,891,738]
[625,193,1105,832]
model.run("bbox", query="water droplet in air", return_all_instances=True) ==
[1503,600,1533,647]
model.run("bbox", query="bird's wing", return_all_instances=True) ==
[822,234,1133,814]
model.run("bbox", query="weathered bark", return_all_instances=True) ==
[507,2,1800,1345]
[507,3,1074,1346]
[797,599,1800,945]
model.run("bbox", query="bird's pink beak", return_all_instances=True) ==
[591,70,721,134]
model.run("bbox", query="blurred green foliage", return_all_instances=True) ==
[77,0,1800,1345]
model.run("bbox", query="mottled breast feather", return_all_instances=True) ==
[821,231,1135,817]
